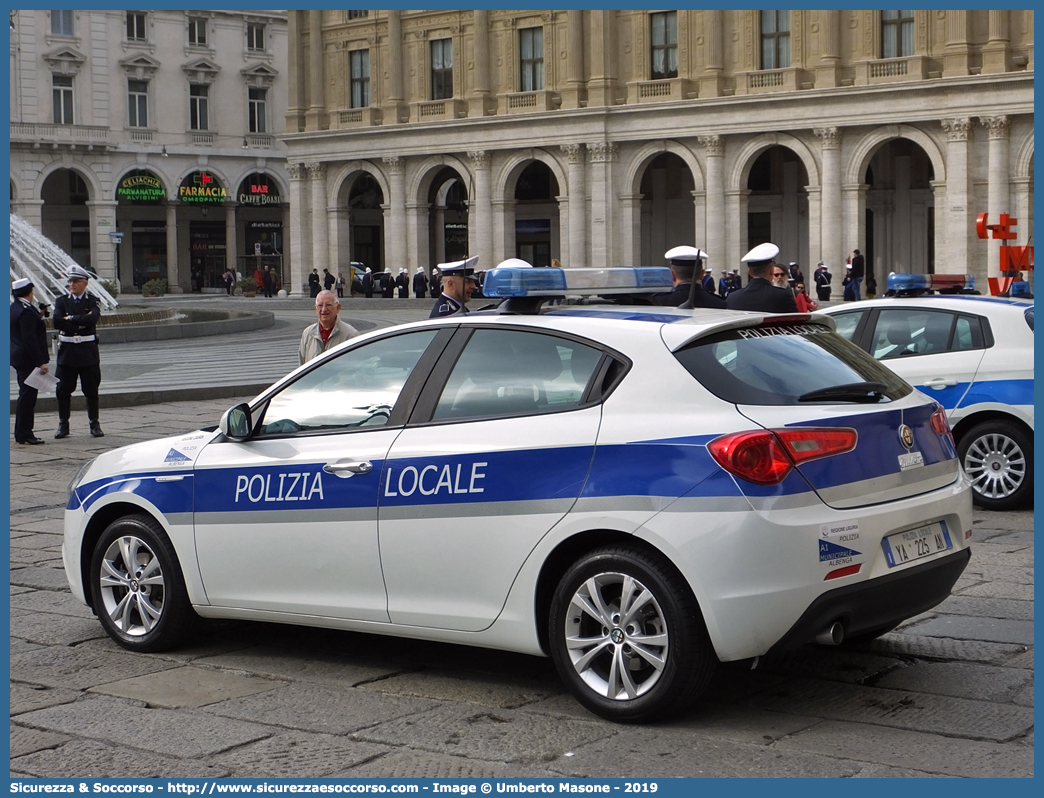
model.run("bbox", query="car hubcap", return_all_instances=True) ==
[99,535,165,637]
[964,432,1026,500]
[564,572,668,701]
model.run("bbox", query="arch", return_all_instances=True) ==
[230,166,288,200]
[727,133,821,191]
[34,160,103,201]
[111,166,170,201]
[845,125,946,186]
[1015,129,1034,180]
[172,163,233,192]
[329,160,390,207]
[408,154,476,204]
[495,148,568,203]
[625,140,705,196]
[10,176,19,202]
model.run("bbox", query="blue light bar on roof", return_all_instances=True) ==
[887,273,975,292]
[482,267,673,297]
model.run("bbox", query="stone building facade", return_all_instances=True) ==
[283,9,1033,296]
[10,9,289,293]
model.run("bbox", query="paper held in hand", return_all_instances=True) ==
[24,367,59,392]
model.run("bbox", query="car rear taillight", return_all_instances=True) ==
[930,405,954,442]
[708,428,858,486]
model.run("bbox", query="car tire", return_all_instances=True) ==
[89,514,194,652]
[548,545,717,723]
[958,420,1033,510]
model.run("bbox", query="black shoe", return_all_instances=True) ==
[16,436,45,445]
[90,421,105,438]
[55,422,70,439]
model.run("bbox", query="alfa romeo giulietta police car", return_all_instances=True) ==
[63,267,973,722]
[822,273,1033,511]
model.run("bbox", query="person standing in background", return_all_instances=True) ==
[413,268,428,299]
[53,264,104,438]
[10,278,50,445]
[849,249,865,301]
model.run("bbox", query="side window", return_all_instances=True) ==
[952,314,985,351]
[829,311,864,343]
[872,309,955,360]
[433,329,603,420]
[258,330,437,436]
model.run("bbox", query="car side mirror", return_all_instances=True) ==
[220,403,253,441]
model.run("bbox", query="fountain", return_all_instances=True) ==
[9,213,119,310]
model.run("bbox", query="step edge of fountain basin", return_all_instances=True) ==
[44,307,276,343]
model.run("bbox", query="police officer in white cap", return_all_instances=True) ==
[726,242,799,313]
[10,278,50,445]
[53,264,104,438]
[429,256,480,318]
[655,246,725,308]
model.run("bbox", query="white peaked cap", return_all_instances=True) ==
[12,277,32,290]
[740,242,780,263]
[495,258,533,268]
[664,245,708,261]
[436,255,479,274]
[68,264,92,280]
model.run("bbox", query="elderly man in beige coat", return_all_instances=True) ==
[299,290,360,364]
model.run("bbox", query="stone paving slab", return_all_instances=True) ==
[549,726,864,778]
[195,644,414,687]
[8,639,46,657]
[907,615,1034,645]
[655,702,821,745]
[204,681,445,736]
[209,732,392,778]
[10,645,178,690]
[871,660,1033,701]
[758,646,906,684]
[9,567,73,591]
[18,695,274,759]
[357,667,563,710]
[858,633,1029,664]
[1005,648,1034,669]
[10,683,80,716]
[9,611,109,648]
[772,719,1034,778]
[8,533,63,550]
[356,704,615,765]
[9,588,91,616]
[9,738,232,779]
[956,580,1034,601]
[9,723,70,758]
[941,595,1034,621]
[337,749,559,779]
[746,677,1034,742]
[89,665,284,709]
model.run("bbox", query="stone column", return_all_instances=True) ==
[407,201,429,274]
[816,10,841,88]
[981,115,1011,279]
[492,199,514,264]
[699,10,724,97]
[383,11,407,124]
[587,11,616,107]
[86,200,118,283]
[619,194,644,265]
[561,144,587,268]
[941,118,972,278]
[383,156,407,271]
[587,142,617,268]
[469,10,491,117]
[468,150,493,265]
[699,136,725,268]
[983,10,1011,74]
[560,10,586,109]
[224,203,238,286]
[814,127,843,270]
[307,163,329,276]
[288,162,309,296]
[943,10,970,77]
[305,11,326,131]
[842,183,868,274]
[724,189,748,278]
[165,203,181,292]
[286,11,306,132]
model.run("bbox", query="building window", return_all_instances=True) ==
[431,38,453,100]
[126,11,147,42]
[347,12,368,20]
[882,10,915,58]
[248,88,267,133]
[188,16,207,46]
[52,75,74,125]
[50,10,73,37]
[189,84,209,130]
[350,49,370,108]
[519,27,544,92]
[247,22,265,52]
[650,12,678,80]
[69,173,89,205]
[760,11,790,69]
[128,80,149,128]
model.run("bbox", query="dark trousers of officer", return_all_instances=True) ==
[14,367,39,442]
[56,364,102,423]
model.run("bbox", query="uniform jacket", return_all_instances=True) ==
[299,318,360,365]
[396,272,410,297]
[52,291,101,367]
[413,272,428,298]
[429,293,465,318]
[654,282,727,309]
[10,298,49,372]
[725,277,799,314]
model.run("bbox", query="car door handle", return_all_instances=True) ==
[923,378,958,389]
[323,460,373,477]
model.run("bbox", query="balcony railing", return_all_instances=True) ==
[499,90,559,114]
[749,70,784,89]
[410,98,467,122]
[245,134,273,148]
[130,130,154,143]
[330,107,380,128]
[189,131,215,145]
[10,122,109,146]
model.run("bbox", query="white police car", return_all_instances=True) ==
[63,267,972,723]
[821,273,1033,511]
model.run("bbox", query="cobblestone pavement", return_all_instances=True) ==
[8,306,1034,778]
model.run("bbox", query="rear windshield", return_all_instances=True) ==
[674,322,912,406]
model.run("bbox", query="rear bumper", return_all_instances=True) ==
[766,547,970,654]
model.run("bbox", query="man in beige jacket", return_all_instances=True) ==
[299,290,360,364]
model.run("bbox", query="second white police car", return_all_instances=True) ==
[64,267,972,722]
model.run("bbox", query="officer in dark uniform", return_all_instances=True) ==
[654,246,726,309]
[726,243,799,314]
[413,268,428,299]
[429,256,479,318]
[53,264,104,438]
[10,278,50,445]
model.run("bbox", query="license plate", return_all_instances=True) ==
[882,522,952,567]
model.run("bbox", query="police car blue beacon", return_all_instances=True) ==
[63,266,972,722]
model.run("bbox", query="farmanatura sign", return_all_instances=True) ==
[117,174,165,203]
[179,171,227,204]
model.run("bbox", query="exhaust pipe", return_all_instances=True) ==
[816,621,844,646]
